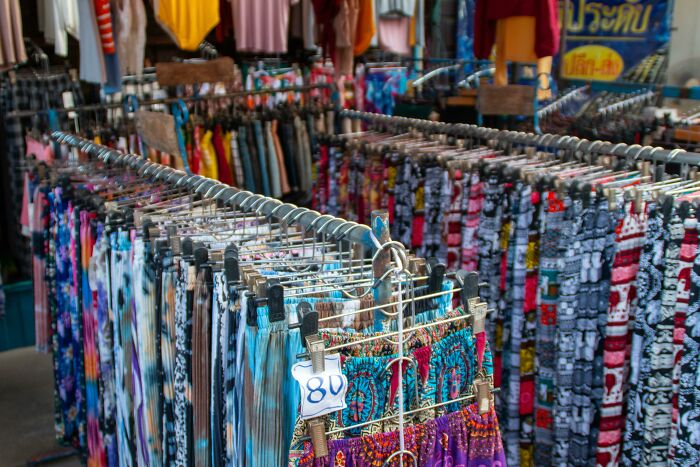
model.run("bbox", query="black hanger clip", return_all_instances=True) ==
[267,279,285,322]
[181,237,193,259]
[246,292,258,326]
[426,257,446,295]
[290,301,318,348]
[224,244,240,284]
[662,194,675,224]
[194,243,208,270]
[456,270,486,333]
[456,270,478,304]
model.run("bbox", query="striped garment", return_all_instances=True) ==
[93,0,116,53]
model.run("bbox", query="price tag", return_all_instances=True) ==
[292,354,348,420]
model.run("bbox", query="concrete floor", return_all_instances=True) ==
[0,347,81,467]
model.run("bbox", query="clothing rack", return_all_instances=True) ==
[338,109,700,167]
[51,130,373,250]
[537,85,589,119]
[7,83,336,119]
[48,130,501,465]
[597,89,658,116]
[565,78,700,100]
[308,111,700,466]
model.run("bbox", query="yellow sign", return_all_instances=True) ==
[562,45,624,81]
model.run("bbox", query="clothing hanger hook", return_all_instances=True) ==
[203,182,223,199]
[667,148,684,163]
[624,144,642,160]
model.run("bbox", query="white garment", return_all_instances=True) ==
[114,0,147,75]
[47,0,80,57]
[60,0,80,38]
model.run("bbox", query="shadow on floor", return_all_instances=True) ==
[0,347,81,467]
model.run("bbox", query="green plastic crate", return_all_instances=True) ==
[0,281,35,351]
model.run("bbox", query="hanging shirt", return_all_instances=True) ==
[78,0,107,84]
[377,16,411,55]
[212,124,234,186]
[312,0,341,59]
[354,0,375,55]
[41,0,80,57]
[231,0,299,54]
[0,0,28,65]
[156,0,220,51]
[114,0,147,75]
[334,0,360,76]
[93,0,121,91]
[473,0,560,59]
[374,0,413,55]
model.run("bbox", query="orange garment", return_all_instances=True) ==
[156,0,220,51]
[353,0,375,56]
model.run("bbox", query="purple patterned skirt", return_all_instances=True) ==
[290,403,507,467]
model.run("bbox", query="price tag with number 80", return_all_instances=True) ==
[292,354,348,420]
